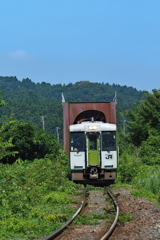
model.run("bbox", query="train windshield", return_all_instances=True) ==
[70,132,85,152]
[102,131,116,151]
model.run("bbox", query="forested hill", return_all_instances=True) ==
[0,76,145,137]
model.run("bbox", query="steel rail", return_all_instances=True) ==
[42,187,86,240]
[100,188,119,240]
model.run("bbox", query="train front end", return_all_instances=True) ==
[69,121,117,184]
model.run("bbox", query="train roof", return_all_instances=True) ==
[69,121,116,132]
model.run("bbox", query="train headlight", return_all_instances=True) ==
[88,126,97,130]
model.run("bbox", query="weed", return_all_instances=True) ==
[73,213,107,225]
[118,212,134,225]
[103,205,115,214]
[84,201,88,207]
[131,188,157,202]
[86,184,96,190]
[105,197,113,203]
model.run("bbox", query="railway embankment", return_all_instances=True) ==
[109,187,160,240]
[52,185,160,240]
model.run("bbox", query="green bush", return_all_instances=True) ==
[117,145,141,183]
[0,157,81,240]
[139,135,160,165]
[0,121,60,163]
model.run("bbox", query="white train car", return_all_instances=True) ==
[69,119,117,184]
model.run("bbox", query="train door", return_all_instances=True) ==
[87,133,100,165]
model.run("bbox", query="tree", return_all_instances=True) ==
[0,76,145,136]
[1,120,35,163]
[127,89,160,146]
[139,135,160,165]
[0,120,60,163]
[0,92,7,118]
[0,95,16,161]
[33,129,59,159]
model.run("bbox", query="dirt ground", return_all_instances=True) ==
[56,187,160,240]
[109,188,160,240]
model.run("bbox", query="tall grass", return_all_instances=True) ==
[117,146,160,203]
[132,165,160,202]
[117,145,142,183]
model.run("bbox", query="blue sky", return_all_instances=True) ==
[0,0,160,92]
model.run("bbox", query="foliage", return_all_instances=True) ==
[127,89,160,147]
[132,164,160,198]
[0,120,59,163]
[116,109,160,202]
[1,120,35,163]
[0,95,17,160]
[0,76,145,138]
[115,149,160,203]
[0,158,81,240]
[117,132,130,156]
[118,212,133,225]
[0,127,18,161]
[33,129,60,159]
[51,149,71,179]
[117,145,142,183]
[74,213,107,225]
[1,77,160,237]
[86,184,100,190]
[0,92,7,109]
[139,135,160,165]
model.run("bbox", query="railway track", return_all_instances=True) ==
[42,187,119,240]
[100,188,119,240]
[42,187,86,240]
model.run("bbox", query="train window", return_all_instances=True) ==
[102,131,116,151]
[89,133,97,150]
[70,132,85,152]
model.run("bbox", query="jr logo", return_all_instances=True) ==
[105,155,113,159]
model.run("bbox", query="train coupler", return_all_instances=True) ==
[89,167,98,179]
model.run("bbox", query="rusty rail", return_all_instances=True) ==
[100,188,119,240]
[42,187,86,240]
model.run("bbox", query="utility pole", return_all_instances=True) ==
[56,127,60,142]
[40,116,45,130]
[119,120,127,134]
[122,120,127,134]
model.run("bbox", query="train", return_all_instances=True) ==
[63,101,117,184]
